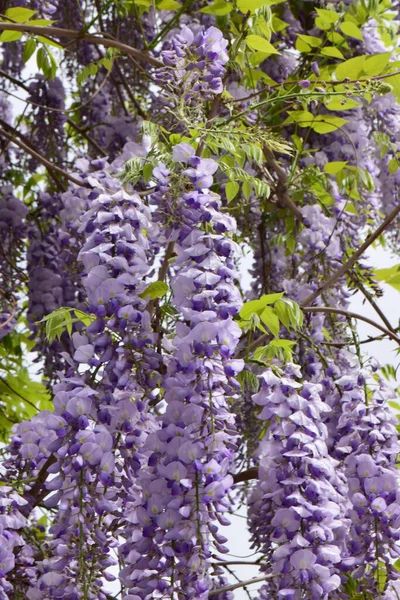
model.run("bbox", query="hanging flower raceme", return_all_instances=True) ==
[0,486,31,599]
[0,185,27,340]
[331,368,400,593]
[5,162,161,599]
[119,143,243,599]
[248,364,348,600]
[0,92,13,178]
[26,76,66,169]
[27,191,79,379]
[155,24,228,115]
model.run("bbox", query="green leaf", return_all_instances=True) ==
[270,339,296,349]
[226,181,240,202]
[272,16,288,32]
[0,30,22,42]
[240,293,284,320]
[242,180,252,199]
[237,0,269,12]
[390,73,400,103]
[39,307,95,342]
[240,299,269,321]
[37,35,63,49]
[72,309,95,327]
[320,46,344,59]
[324,161,348,174]
[260,307,280,337]
[0,369,52,434]
[377,561,387,593]
[99,57,113,71]
[363,52,391,77]
[335,56,366,79]
[269,338,296,360]
[36,46,57,78]
[157,0,181,9]
[260,292,284,304]
[374,264,400,292]
[23,38,37,62]
[388,158,399,174]
[326,31,345,45]
[199,2,233,15]
[284,110,314,126]
[143,163,154,183]
[28,19,57,26]
[296,34,322,52]
[311,116,348,134]
[325,97,360,111]
[315,8,339,23]
[273,301,290,329]
[139,281,169,300]
[340,21,363,40]
[297,34,322,48]
[237,369,259,392]
[242,143,264,163]
[246,34,280,54]
[275,299,303,329]
[5,7,37,22]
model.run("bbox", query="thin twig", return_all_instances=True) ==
[0,67,113,115]
[301,202,400,307]
[348,272,395,333]
[302,306,400,345]
[209,574,274,596]
[230,69,400,103]
[66,118,107,156]
[0,23,162,67]
[212,561,263,567]
[233,466,258,484]
[25,454,56,509]
[0,126,90,189]
[0,377,38,411]
[0,119,66,191]
[113,60,148,120]
[323,331,399,347]
[148,241,175,317]
[246,305,400,355]
[0,299,16,329]
[263,147,304,221]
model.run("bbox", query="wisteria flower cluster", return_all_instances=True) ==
[0,186,27,340]
[1,4,400,600]
[118,143,243,598]
[248,365,347,599]
[156,25,228,106]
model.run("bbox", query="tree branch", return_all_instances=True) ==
[212,561,263,567]
[246,305,400,355]
[348,272,395,333]
[66,118,107,157]
[323,330,400,347]
[300,202,400,307]
[209,574,274,596]
[302,306,400,345]
[113,59,149,120]
[23,454,56,510]
[0,23,162,67]
[0,299,16,329]
[231,69,400,103]
[263,148,304,222]
[0,122,156,194]
[0,125,90,189]
[233,467,258,484]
